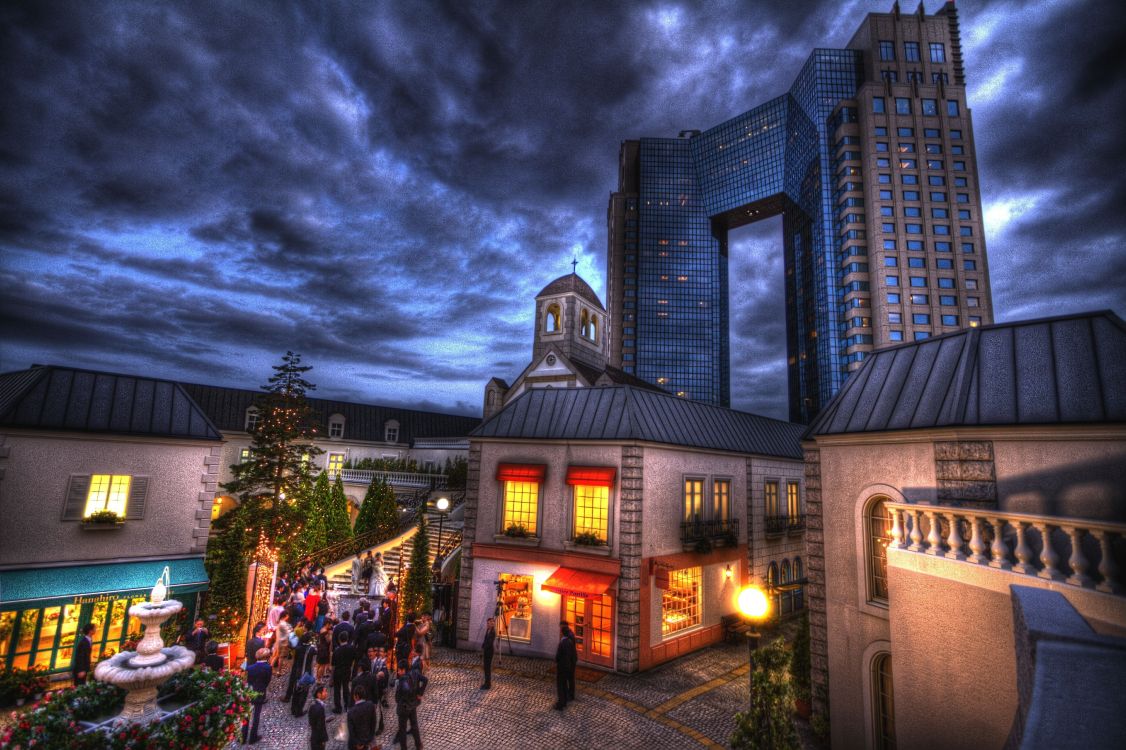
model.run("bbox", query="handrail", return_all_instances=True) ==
[884,500,1125,595]
[680,518,739,542]
[334,469,452,490]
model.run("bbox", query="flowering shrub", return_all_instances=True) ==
[1,669,253,749]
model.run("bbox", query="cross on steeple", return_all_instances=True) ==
[571,257,578,274]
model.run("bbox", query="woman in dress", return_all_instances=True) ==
[367,552,386,599]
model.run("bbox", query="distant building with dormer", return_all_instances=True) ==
[483,272,663,420]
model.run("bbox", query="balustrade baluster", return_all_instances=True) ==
[908,509,924,552]
[1013,522,1036,574]
[988,518,1011,570]
[945,512,966,561]
[1065,525,1091,587]
[926,511,944,555]
[968,516,987,564]
[890,508,904,549]
[1094,530,1122,594]
[1034,522,1064,581]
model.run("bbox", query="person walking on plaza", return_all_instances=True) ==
[480,617,496,689]
[72,622,96,685]
[243,647,273,744]
[347,684,379,750]
[286,631,317,706]
[308,683,329,750]
[332,630,358,714]
[554,622,577,710]
[393,662,426,750]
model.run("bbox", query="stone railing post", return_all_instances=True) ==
[908,508,924,552]
[945,511,966,561]
[890,507,904,548]
[925,510,944,555]
[1012,522,1036,575]
[1094,530,1121,594]
[988,518,1011,570]
[1065,525,1091,588]
[967,516,988,564]
[1034,522,1064,581]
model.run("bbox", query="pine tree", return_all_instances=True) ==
[400,512,432,617]
[354,476,389,537]
[373,481,400,543]
[730,638,800,750]
[293,477,326,561]
[202,504,250,641]
[324,474,354,547]
[222,351,323,505]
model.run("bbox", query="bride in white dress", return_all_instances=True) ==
[367,552,386,599]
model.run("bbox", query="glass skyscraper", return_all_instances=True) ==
[607,1,993,423]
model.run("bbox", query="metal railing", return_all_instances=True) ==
[335,468,450,490]
[788,514,806,534]
[764,514,789,537]
[681,518,739,545]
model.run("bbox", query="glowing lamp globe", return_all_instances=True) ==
[737,585,769,620]
[436,497,450,512]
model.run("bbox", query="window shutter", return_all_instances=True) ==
[126,476,149,520]
[62,475,91,520]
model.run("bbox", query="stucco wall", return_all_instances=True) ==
[0,432,218,567]
[887,550,1126,750]
[993,437,1126,521]
[465,557,575,661]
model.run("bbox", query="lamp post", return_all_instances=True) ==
[435,496,450,554]
[736,584,770,705]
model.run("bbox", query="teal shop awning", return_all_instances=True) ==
[0,557,209,605]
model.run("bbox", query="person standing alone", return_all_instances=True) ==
[553,622,577,710]
[480,617,495,689]
[308,683,329,750]
[72,623,96,685]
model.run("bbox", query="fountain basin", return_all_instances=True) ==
[94,646,196,724]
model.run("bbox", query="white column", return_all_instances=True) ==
[968,516,988,564]
[926,511,944,555]
[1013,522,1035,575]
[987,518,1011,570]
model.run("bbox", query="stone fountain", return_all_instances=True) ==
[92,566,197,724]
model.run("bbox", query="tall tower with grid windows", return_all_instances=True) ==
[607,1,993,423]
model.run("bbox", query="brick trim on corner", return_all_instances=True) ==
[804,445,830,721]
[615,445,643,673]
[456,442,483,645]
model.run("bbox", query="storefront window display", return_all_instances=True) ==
[496,573,533,642]
[661,566,702,636]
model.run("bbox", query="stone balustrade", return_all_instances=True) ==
[885,501,1125,595]
[336,468,449,489]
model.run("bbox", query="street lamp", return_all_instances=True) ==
[435,496,450,554]
[736,584,770,703]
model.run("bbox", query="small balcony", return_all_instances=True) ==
[788,514,806,535]
[764,514,789,538]
[681,518,739,552]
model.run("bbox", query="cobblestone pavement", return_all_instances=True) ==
[231,640,761,750]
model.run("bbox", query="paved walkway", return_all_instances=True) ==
[235,641,759,750]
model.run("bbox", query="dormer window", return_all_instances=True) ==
[328,414,345,439]
[384,420,400,443]
[245,407,260,433]
[545,303,562,333]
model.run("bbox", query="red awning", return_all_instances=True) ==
[541,567,617,598]
[565,466,616,487]
[496,463,546,482]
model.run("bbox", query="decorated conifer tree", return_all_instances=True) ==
[730,638,800,750]
[293,477,326,561]
[372,481,400,543]
[354,476,394,538]
[400,512,432,617]
[324,474,354,547]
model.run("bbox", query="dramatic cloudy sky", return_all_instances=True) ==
[2,0,1124,419]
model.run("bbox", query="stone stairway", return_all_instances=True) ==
[326,511,462,592]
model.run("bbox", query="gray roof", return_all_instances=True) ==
[805,310,1126,437]
[180,382,480,444]
[536,273,605,310]
[0,366,222,440]
[472,385,804,459]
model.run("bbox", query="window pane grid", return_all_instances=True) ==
[765,481,779,516]
[712,479,730,521]
[574,485,609,541]
[503,480,539,534]
[84,474,130,517]
[661,566,702,636]
[787,482,800,516]
[683,479,704,522]
[868,499,893,601]
[590,595,612,657]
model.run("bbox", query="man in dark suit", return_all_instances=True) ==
[246,621,267,666]
[243,648,272,744]
[332,630,358,714]
[202,640,225,671]
[308,683,329,750]
[554,622,578,710]
[481,617,496,689]
[393,613,415,670]
[72,622,96,685]
[184,618,209,664]
[355,615,376,656]
[347,685,379,750]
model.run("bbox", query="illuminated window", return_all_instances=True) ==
[497,573,533,641]
[787,482,800,517]
[84,475,131,518]
[683,478,704,523]
[327,453,345,478]
[245,407,260,432]
[866,497,893,604]
[872,653,897,749]
[661,566,701,635]
[712,479,730,522]
[328,414,345,439]
[765,481,779,516]
[545,303,562,332]
[573,485,609,542]
[238,448,251,464]
[503,480,539,535]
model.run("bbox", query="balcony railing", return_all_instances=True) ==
[788,514,806,535]
[681,518,739,549]
[764,514,789,537]
[335,468,449,490]
[885,501,1126,595]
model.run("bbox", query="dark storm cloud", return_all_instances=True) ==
[1,0,1123,420]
